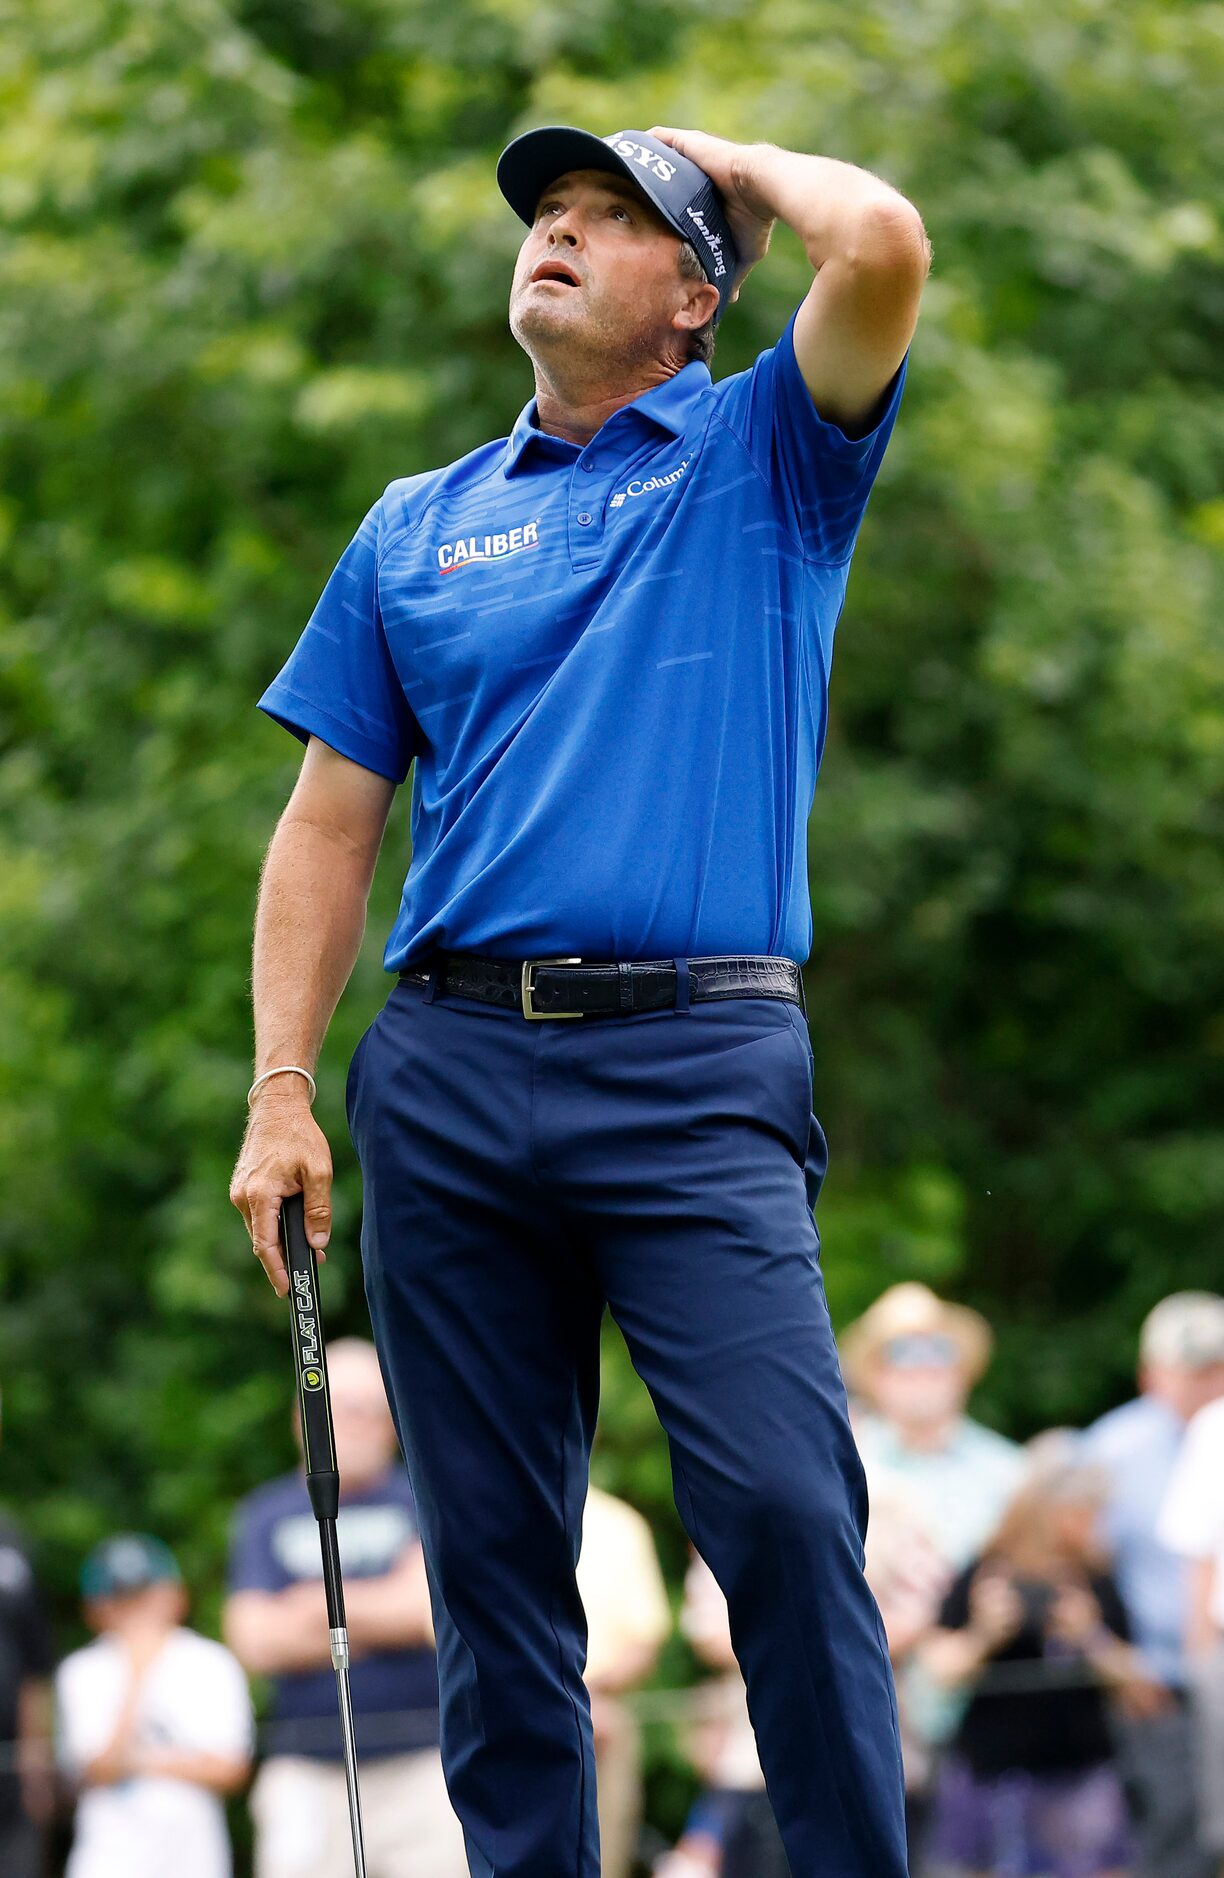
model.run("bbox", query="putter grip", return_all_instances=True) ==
[281,1192,341,1523]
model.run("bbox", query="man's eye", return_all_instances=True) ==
[611,206,632,222]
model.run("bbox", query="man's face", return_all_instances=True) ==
[85,1580,185,1636]
[509,168,712,368]
[865,1333,972,1433]
[321,1346,399,1484]
[1143,1359,1224,1422]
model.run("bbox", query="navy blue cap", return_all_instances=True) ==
[81,1533,182,1600]
[497,126,739,321]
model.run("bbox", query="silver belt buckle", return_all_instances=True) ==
[521,958,584,1020]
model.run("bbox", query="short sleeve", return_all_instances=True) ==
[1159,1402,1224,1560]
[187,1646,255,1759]
[55,1653,109,1776]
[226,1496,286,1595]
[715,305,907,563]
[258,496,421,782]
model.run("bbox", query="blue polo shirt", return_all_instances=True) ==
[260,306,906,969]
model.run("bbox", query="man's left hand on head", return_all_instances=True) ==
[648,126,775,286]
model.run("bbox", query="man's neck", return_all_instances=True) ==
[890,1415,961,1455]
[531,354,684,446]
[338,1465,386,1500]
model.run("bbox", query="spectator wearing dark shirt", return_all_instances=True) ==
[920,1432,1161,1878]
[225,1339,466,1878]
[0,1485,56,1878]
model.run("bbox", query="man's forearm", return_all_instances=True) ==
[251,805,376,1080]
[234,739,396,1287]
[225,1587,335,1673]
[1186,1556,1219,1660]
[345,1563,436,1651]
[129,1747,251,1794]
[740,142,927,271]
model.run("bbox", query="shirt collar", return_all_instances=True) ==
[503,361,712,477]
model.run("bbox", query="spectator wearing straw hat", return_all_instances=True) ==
[840,1283,1024,1843]
[842,1283,1024,1576]
[1082,1291,1224,1878]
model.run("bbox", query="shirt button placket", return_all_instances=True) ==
[570,458,607,568]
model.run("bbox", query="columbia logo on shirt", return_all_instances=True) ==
[437,521,540,573]
[609,457,691,508]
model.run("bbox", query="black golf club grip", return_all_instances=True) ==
[281,1191,341,1522]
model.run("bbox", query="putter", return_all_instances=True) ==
[281,1190,368,1878]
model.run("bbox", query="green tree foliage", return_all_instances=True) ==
[1,0,1222,1842]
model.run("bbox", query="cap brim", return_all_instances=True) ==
[497,126,673,235]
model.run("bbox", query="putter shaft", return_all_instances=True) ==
[281,1193,369,1878]
[334,1652,367,1878]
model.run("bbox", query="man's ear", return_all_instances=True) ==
[673,278,720,334]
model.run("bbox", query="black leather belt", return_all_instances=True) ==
[399,952,805,1020]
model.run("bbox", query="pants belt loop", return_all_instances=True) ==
[422,956,440,1004]
[673,957,691,1014]
[618,962,634,1012]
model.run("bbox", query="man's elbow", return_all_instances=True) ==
[216,1753,254,1797]
[853,193,932,280]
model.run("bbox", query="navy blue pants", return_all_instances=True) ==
[347,974,907,1878]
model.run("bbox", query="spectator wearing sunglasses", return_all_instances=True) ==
[840,1284,1024,1855]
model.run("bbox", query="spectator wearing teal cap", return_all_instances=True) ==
[56,1533,253,1878]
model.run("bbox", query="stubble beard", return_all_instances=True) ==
[510,280,665,385]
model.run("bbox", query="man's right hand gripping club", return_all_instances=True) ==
[231,1076,333,1298]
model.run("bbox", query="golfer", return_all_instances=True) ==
[232,123,929,1878]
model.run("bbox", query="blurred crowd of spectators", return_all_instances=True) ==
[851,1284,1224,1878]
[655,1285,1224,1878]
[3,1288,1224,1878]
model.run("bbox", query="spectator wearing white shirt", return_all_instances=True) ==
[1160,1389,1224,1875]
[56,1533,253,1878]
[1082,1291,1224,1878]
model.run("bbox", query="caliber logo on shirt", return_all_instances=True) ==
[609,457,691,509]
[437,521,541,574]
